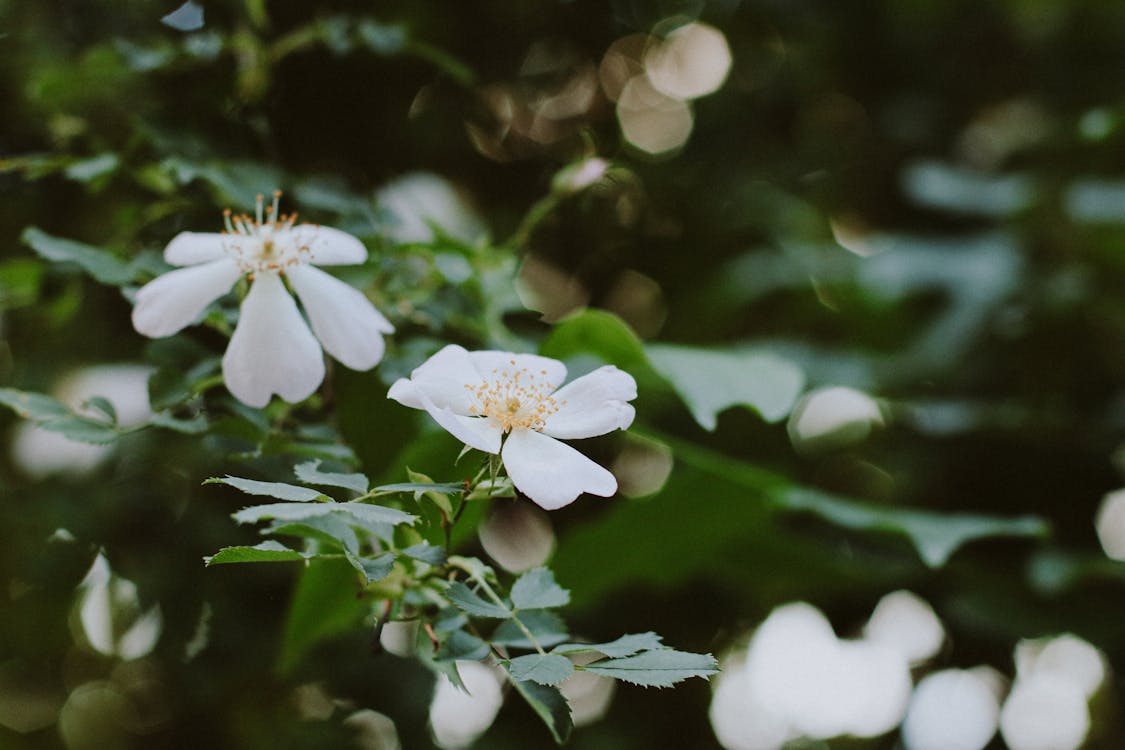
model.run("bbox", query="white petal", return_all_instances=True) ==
[222,272,325,408]
[501,429,617,510]
[389,344,481,414]
[131,259,241,338]
[542,366,637,439]
[280,225,367,265]
[470,351,567,389]
[415,387,503,454]
[287,265,393,371]
[164,232,229,266]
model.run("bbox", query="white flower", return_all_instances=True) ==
[388,345,636,510]
[131,192,394,408]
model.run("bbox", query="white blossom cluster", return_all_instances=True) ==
[710,592,1108,750]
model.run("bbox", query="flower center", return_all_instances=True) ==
[466,360,563,433]
[222,191,312,275]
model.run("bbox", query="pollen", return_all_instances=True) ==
[221,191,312,275]
[466,364,561,433]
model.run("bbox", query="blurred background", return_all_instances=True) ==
[4,0,1125,748]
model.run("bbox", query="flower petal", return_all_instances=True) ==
[388,344,481,414]
[280,225,367,265]
[501,429,617,510]
[164,232,229,266]
[542,365,637,440]
[415,387,503,453]
[221,272,325,408]
[131,259,241,338]
[469,351,567,389]
[287,265,393,371]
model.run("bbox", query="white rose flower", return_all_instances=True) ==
[131,192,393,407]
[388,345,636,510]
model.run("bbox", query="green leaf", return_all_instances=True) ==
[162,156,283,206]
[232,503,331,525]
[264,515,360,554]
[552,632,664,658]
[206,476,325,502]
[0,258,44,309]
[511,568,570,610]
[540,309,647,369]
[0,388,72,421]
[64,153,119,183]
[779,487,1050,568]
[444,581,511,619]
[83,396,117,423]
[279,557,368,673]
[373,481,465,495]
[339,502,417,527]
[435,630,490,662]
[505,653,574,686]
[647,344,805,428]
[148,410,209,434]
[404,468,456,516]
[21,227,133,285]
[205,540,312,565]
[579,649,719,687]
[401,542,447,565]
[356,18,408,55]
[37,415,121,444]
[346,551,395,584]
[509,680,572,744]
[294,459,369,493]
[231,501,415,528]
[432,607,469,633]
[0,388,122,443]
[491,611,569,649]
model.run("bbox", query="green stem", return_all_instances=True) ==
[449,558,545,655]
[505,194,560,251]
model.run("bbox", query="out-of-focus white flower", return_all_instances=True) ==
[1013,633,1107,699]
[344,708,401,750]
[999,673,1090,750]
[745,603,846,738]
[901,669,1001,750]
[388,345,636,510]
[835,640,913,738]
[428,661,504,750]
[741,602,911,742]
[644,22,732,100]
[132,193,393,408]
[478,503,555,572]
[10,364,153,478]
[1095,488,1125,560]
[863,590,945,666]
[76,553,162,661]
[376,172,486,245]
[709,655,792,750]
[787,386,884,454]
[378,620,419,658]
[57,681,134,750]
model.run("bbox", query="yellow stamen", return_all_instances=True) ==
[464,364,561,433]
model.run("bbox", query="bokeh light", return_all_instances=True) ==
[787,386,884,454]
[900,669,1002,750]
[644,22,732,100]
[10,364,153,478]
[477,502,556,573]
[863,590,945,666]
[428,661,504,749]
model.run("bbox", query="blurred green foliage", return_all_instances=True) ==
[5,0,1125,748]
